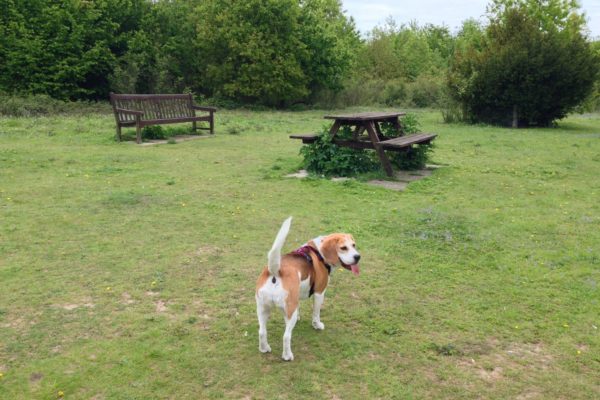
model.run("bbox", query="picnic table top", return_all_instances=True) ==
[323,111,406,121]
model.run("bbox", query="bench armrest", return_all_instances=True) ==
[192,105,217,112]
[115,107,144,116]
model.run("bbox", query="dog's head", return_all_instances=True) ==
[319,234,361,276]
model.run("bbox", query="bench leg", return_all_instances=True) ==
[116,125,122,142]
[135,120,142,144]
[209,112,214,134]
[192,120,197,133]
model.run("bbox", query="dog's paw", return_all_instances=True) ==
[312,321,325,330]
[259,343,272,353]
[282,351,294,361]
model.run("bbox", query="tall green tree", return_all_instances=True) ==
[448,0,599,126]
[0,0,147,100]
[195,0,309,106]
[193,0,359,106]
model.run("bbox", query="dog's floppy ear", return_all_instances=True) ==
[320,235,341,265]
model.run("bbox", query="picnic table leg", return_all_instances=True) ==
[365,122,394,177]
[329,120,342,138]
[374,122,384,139]
[392,117,404,135]
[135,117,142,144]
[353,125,365,140]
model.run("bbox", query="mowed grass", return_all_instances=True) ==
[0,109,599,399]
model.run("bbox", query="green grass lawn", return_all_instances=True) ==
[1,109,599,399]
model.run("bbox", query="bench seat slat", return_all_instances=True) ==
[380,133,437,149]
[138,116,211,126]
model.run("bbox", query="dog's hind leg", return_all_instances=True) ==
[282,308,298,361]
[257,300,272,353]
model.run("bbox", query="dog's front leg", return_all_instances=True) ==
[257,300,272,353]
[282,309,298,361]
[312,292,325,330]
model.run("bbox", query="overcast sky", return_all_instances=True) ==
[342,0,600,38]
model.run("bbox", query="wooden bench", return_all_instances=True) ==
[289,132,437,150]
[110,93,217,144]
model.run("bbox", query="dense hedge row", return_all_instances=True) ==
[1,0,598,122]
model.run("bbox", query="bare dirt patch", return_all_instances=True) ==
[286,166,440,191]
[367,180,408,191]
[56,299,95,311]
[121,292,135,305]
[194,244,222,258]
[155,300,168,313]
[457,341,554,383]
[29,372,43,383]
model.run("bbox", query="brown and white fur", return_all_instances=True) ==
[255,217,361,361]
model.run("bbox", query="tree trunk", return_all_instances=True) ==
[512,105,518,128]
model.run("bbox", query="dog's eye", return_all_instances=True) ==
[340,246,348,251]
[352,243,356,248]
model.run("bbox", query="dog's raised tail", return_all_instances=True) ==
[267,217,292,277]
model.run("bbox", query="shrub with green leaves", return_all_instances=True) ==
[0,94,109,117]
[300,127,379,177]
[382,114,433,170]
[142,126,166,140]
[388,143,434,170]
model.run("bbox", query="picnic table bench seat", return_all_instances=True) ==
[110,93,216,143]
[289,132,437,150]
[289,133,319,144]
[379,133,437,149]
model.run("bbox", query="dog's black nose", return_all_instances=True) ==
[354,254,361,262]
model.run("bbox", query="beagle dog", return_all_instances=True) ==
[255,217,361,361]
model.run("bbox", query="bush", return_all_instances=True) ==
[382,79,409,106]
[388,144,434,170]
[142,126,166,140]
[407,74,443,107]
[300,126,380,176]
[0,94,109,117]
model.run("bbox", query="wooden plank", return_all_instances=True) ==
[380,133,437,149]
[289,134,319,144]
[324,112,406,121]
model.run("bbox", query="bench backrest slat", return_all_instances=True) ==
[110,93,195,123]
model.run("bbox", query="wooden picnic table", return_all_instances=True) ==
[291,111,436,177]
[325,112,405,176]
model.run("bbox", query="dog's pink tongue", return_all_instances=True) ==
[350,264,360,276]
